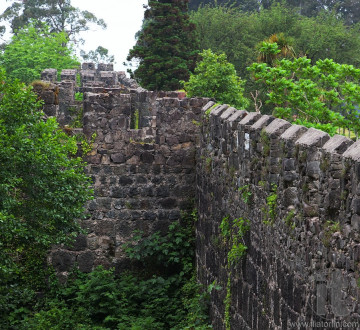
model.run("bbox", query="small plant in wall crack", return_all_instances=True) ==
[238,184,252,204]
[220,215,250,330]
[284,209,296,230]
[205,157,212,173]
[322,220,340,247]
[76,132,97,156]
[262,184,278,226]
[228,217,250,265]
[220,216,250,263]
[224,277,231,330]
[260,129,270,156]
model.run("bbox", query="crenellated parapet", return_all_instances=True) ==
[35,64,360,327]
[197,102,360,328]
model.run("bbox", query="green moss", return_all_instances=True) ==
[260,129,270,156]
[205,103,219,118]
[205,157,212,173]
[322,220,340,247]
[131,109,140,129]
[262,184,278,226]
[125,201,133,209]
[284,210,296,229]
[320,156,329,172]
[299,150,307,162]
[224,277,231,330]
[238,184,252,204]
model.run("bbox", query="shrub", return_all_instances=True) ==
[183,49,249,109]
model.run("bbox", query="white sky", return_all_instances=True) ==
[0,0,147,72]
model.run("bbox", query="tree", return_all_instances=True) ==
[0,68,93,287]
[127,0,198,91]
[80,46,115,64]
[190,3,360,114]
[256,33,295,65]
[184,49,249,109]
[0,21,80,83]
[190,4,260,81]
[248,47,360,136]
[188,0,260,11]
[0,0,106,43]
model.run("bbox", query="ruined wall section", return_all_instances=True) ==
[196,102,360,329]
[49,82,209,275]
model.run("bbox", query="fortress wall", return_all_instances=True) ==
[196,102,360,328]
[38,65,360,327]
[45,71,209,275]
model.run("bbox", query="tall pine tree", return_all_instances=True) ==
[127,0,198,91]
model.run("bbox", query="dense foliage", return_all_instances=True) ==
[188,0,259,11]
[184,49,249,109]
[1,209,212,329]
[0,22,80,83]
[191,4,360,79]
[0,68,93,327]
[127,0,198,90]
[0,0,106,43]
[80,46,115,64]
[189,0,360,24]
[190,3,360,112]
[248,46,360,136]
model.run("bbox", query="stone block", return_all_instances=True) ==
[111,153,126,164]
[77,251,94,273]
[306,161,321,179]
[82,62,96,70]
[61,69,76,81]
[265,118,291,137]
[97,63,114,71]
[324,190,341,211]
[352,199,360,215]
[68,234,87,251]
[202,101,217,114]
[343,140,360,161]
[227,110,247,129]
[283,159,295,171]
[322,134,353,154]
[220,107,237,120]
[283,187,299,207]
[250,115,274,131]
[140,151,154,164]
[51,250,75,272]
[41,68,57,82]
[280,125,307,142]
[239,112,261,127]
[295,127,330,147]
[159,197,177,209]
[211,104,228,117]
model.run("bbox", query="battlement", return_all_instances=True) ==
[36,65,360,327]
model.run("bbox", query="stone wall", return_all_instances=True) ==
[196,102,360,328]
[43,68,209,275]
[38,64,360,327]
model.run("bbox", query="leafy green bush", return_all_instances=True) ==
[5,210,212,330]
[183,49,249,109]
[249,48,360,136]
[0,21,79,83]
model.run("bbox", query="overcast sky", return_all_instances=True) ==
[0,0,147,72]
[72,0,146,71]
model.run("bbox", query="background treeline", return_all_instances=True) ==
[190,3,360,80]
[189,0,360,25]
[188,2,360,118]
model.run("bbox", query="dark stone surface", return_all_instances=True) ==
[45,67,360,329]
[77,251,94,273]
[51,251,75,272]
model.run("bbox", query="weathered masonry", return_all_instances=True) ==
[39,64,360,328]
